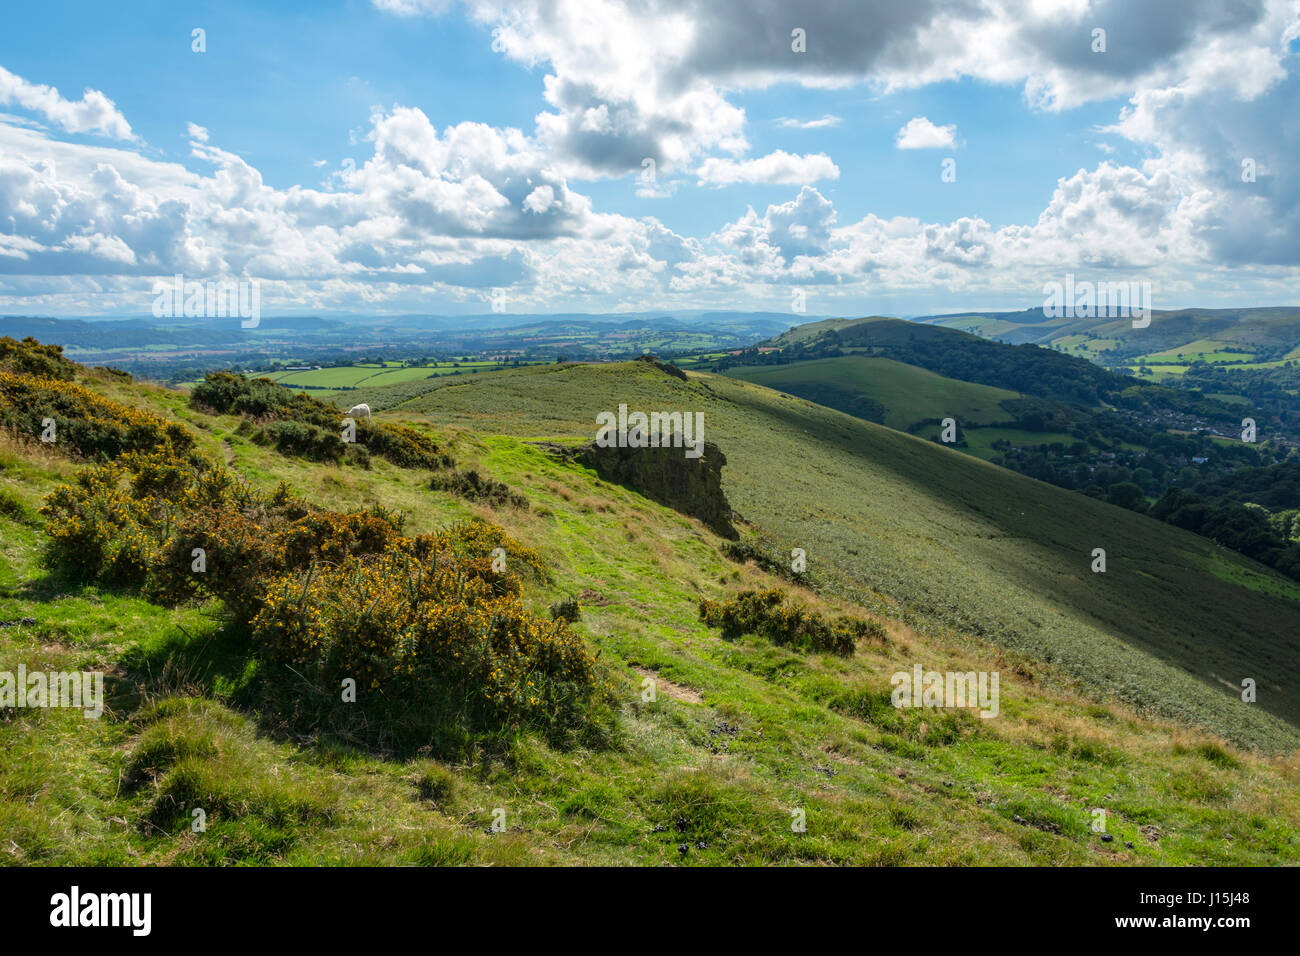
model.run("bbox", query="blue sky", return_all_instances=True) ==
[0,1,534,186]
[1,0,1297,317]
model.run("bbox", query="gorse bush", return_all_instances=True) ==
[0,371,201,464]
[0,336,78,380]
[149,486,408,619]
[251,549,603,735]
[40,440,605,752]
[42,453,280,596]
[191,371,329,424]
[417,515,547,579]
[43,455,532,620]
[698,588,881,655]
[254,418,344,463]
[41,459,161,588]
[358,419,452,470]
[191,371,451,470]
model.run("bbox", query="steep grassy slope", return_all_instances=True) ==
[368,362,1300,751]
[3,360,1300,867]
[722,355,1020,429]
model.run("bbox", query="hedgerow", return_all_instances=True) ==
[698,588,881,655]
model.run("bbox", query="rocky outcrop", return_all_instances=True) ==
[532,438,737,538]
[580,439,736,538]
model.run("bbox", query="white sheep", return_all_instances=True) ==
[345,403,371,420]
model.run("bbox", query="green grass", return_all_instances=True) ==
[373,361,1300,750]
[723,355,1021,429]
[996,307,1300,363]
[1126,364,1189,381]
[265,361,514,393]
[3,362,1300,866]
[1140,338,1258,363]
[911,424,1083,460]
[1056,335,1122,358]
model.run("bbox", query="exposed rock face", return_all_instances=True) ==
[579,440,736,538]
[532,439,736,538]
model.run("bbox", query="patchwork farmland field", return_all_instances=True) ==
[265,361,523,393]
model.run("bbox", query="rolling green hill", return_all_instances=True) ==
[735,317,1300,587]
[369,361,1300,749]
[721,355,1020,430]
[758,316,1119,405]
[915,306,1300,375]
[3,346,1300,867]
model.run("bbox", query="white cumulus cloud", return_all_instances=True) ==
[0,66,133,140]
[895,116,957,150]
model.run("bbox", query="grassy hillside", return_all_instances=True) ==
[722,355,1020,430]
[914,306,1300,373]
[766,316,888,346]
[371,362,1300,750]
[2,353,1299,867]
[757,316,1119,405]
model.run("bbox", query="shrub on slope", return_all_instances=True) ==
[699,588,882,655]
[0,335,79,380]
[192,371,451,470]
[429,467,529,508]
[40,432,606,751]
[0,371,200,465]
[253,549,599,736]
